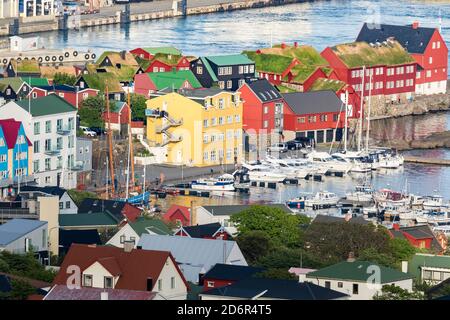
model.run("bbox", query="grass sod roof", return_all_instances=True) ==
[287,64,320,83]
[265,44,329,66]
[96,51,139,67]
[136,56,151,71]
[330,41,416,68]
[10,59,40,73]
[143,46,182,56]
[81,72,124,93]
[152,53,184,66]
[307,260,414,284]
[102,65,139,82]
[276,84,298,93]
[243,51,294,74]
[310,78,346,92]
[0,77,24,92]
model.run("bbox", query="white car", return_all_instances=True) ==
[267,143,288,153]
[80,126,97,137]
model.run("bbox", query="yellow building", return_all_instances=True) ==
[146,89,243,166]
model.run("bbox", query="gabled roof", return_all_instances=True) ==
[203,264,264,281]
[205,54,254,66]
[180,222,226,238]
[243,78,282,103]
[147,70,202,90]
[79,73,124,93]
[313,214,370,225]
[44,285,157,300]
[138,234,247,283]
[21,185,68,199]
[0,118,32,148]
[163,204,190,222]
[129,217,172,236]
[97,51,139,67]
[142,46,182,56]
[9,59,40,74]
[200,204,292,216]
[199,57,218,82]
[0,219,47,246]
[201,278,348,300]
[59,229,102,248]
[14,94,77,117]
[96,257,121,276]
[59,212,119,227]
[408,254,450,280]
[329,41,415,68]
[151,53,184,66]
[307,260,414,283]
[243,51,294,74]
[391,225,443,252]
[39,66,78,79]
[0,77,27,92]
[356,23,438,54]
[310,78,346,92]
[282,91,343,115]
[53,244,187,291]
[78,198,127,221]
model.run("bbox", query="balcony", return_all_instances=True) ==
[57,125,73,135]
[44,147,61,156]
[69,160,85,171]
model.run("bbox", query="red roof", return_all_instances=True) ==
[0,119,32,148]
[163,205,190,223]
[44,285,157,300]
[53,244,188,291]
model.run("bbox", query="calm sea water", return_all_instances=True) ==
[37,0,450,202]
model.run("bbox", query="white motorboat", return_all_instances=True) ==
[242,163,287,182]
[305,191,340,207]
[374,188,410,210]
[265,158,314,179]
[191,174,235,192]
[346,185,374,202]
[415,210,450,225]
[332,152,372,173]
[423,195,446,210]
[307,151,353,174]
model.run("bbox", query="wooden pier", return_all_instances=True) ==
[404,156,450,166]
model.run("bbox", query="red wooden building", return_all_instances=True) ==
[134,70,202,97]
[102,101,130,133]
[356,22,448,95]
[201,264,264,291]
[390,224,443,253]
[321,40,417,104]
[28,85,99,108]
[130,46,182,60]
[238,78,285,135]
[282,90,347,143]
[163,204,191,226]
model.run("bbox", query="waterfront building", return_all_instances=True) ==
[0,0,19,19]
[0,95,78,189]
[53,244,189,300]
[321,40,417,109]
[28,84,99,108]
[238,78,285,151]
[282,90,346,143]
[244,43,331,92]
[146,89,243,166]
[134,70,202,97]
[18,0,55,17]
[190,54,255,91]
[306,259,414,300]
[130,46,183,61]
[356,22,448,95]
[389,224,444,253]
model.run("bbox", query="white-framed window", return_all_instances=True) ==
[83,274,93,287]
[426,70,432,78]
[235,129,240,138]
[218,117,224,125]
[239,66,243,74]
[429,57,433,64]
[153,67,158,72]
[263,120,268,128]
[210,150,216,161]
[227,115,233,124]
[159,67,165,72]
[432,41,436,49]
[207,281,214,288]
[171,277,175,289]
[197,66,203,74]
[238,79,245,87]
[249,65,254,73]
[211,117,216,126]
[203,152,208,160]
[203,134,209,143]
[235,115,240,123]
[264,106,268,114]
[218,99,224,109]
[244,65,249,74]
[227,80,232,89]
[104,277,113,289]
[218,81,225,89]
[203,119,208,128]
[437,41,441,49]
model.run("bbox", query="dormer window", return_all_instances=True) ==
[83,274,93,287]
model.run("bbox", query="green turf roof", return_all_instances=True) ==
[148,70,202,90]
[11,59,40,73]
[206,54,254,66]
[81,73,123,93]
[307,260,414,284]
[288,65,319,83]
[310,78,345,92]
[331,41,415,68]
[129,217,172,236]
[0,77,25,92]
[143,46,182,56]
[276,84,297,93]
[243,51,294,74]
[15,94,77,117]
[152,53,183,66]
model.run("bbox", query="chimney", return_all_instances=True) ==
[146,278,153,291]
[100,291,108,300]
[294,41,298,48]
[393,223,400,231]
[281,43,286,49]
[190,200,197,226]
[401,261,408,273]
[123,240,134,252]
[256,49,262,54]
[120,50,126,60]
[412,21,419,29]
[347,252,355,262]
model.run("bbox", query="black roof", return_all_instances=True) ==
[282,91,342,115]
[201,278,348,300]
[78,198,127,221]
[356,23,437,54]
[245,78,282,103]
[59,229,102,248]
[182,222,225,238]
[20,185,68,199]
[201,204,292,216]
[35,84,80,92]
[393,224,442,252]
[203,264,265,281]
[0,275,12,293]
[313,214,370,225]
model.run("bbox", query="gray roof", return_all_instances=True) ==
[201,204,292,216]
[282,91,343,115]
[0,219,47,246]
[138,234,247,283]
[356,23,437,54]
[313,214,370,225]
[178,88,225,99]
[245,78,282,103]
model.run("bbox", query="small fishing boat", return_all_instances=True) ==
[191,174,235,192]
[345,185,374,203]
[286,196,306,209]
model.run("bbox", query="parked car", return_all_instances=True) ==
[90,127,106,136]
[267,143,288,153]
[80,126,97,137]
[286,140,303,150]
[296,137,314,148]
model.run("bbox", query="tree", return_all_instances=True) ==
[231,205,310,248]
[255,268,297,280]
[236,231,270,264]
[67,189,98,207]
[78,95,111,129]
[0,251,56,283]
[130,93,147,123]
[256,246,325,270]
[374,284,424,300]
[53,72,77,86]
[8,279,36,300]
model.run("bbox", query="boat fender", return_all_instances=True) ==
[45,56,50,61]
[2,59,7,64]
[91,53,96,59]
[52,56,57,61]
[64,52,70,58]
[16,57,21,62]
[38,57,43,62]
[85,53,90,60]
[59,56,64,61]
[73,51,78,57]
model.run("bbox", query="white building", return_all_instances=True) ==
[20,185,78,214]
[0,218,48,254]
[0,95,78,189]
[305,259,414,300]
[9,35,40,52]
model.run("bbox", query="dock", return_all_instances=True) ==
[404,156,450,166]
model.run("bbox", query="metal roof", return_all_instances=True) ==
[282,90,343,115]
[0,219,47,246]
[245,78,282,103]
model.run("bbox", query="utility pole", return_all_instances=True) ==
[344,90,349,152]
[105,86,115,195]
[357,66,366,151]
